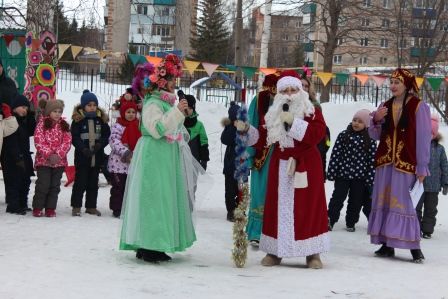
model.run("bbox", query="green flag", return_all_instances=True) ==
[334,73,349,85]
[240,66,257,78]
[427,77,443,91]
[128,54,141,66]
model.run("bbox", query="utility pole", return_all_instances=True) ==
[258,0,272,89]
[235,0,243,102]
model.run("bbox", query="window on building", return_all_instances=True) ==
[361,18,369,27]
[152,25,171,37]
[380,38,389,48]
[333,55,342,65]
[296,21,302,28]
[360,37,369,46]
[144,6,148,15]
[363,0,372,7]
[282,47,288,53]
[282,34,289,41]
[380,57,388,64]
[359,56,368,65]
[296,34,302,41]
[382,19,390,28]
[162,7,170,16]
[440,23,448,31]
[415,0,424,8]
[137,5,143,14]
[283,21,289,28]
[336,38,344,45]
[137,27,143,34]
[383,0,390,8]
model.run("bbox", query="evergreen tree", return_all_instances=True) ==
[68,18,79,45]
[190,0,230,64]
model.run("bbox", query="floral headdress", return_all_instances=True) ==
[131,63,155,96]
[150,54,183,90]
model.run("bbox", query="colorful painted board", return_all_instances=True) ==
[0,30,26,94]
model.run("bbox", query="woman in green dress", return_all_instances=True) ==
[119,54,196,263]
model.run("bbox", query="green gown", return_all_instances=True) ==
[119,91,196,253]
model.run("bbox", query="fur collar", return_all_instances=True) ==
[71,104,109,123]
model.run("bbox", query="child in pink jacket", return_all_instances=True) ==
[32,99,72,217]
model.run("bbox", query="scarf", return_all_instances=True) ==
[117,117,141,151]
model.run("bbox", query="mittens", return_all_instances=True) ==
[121,150,133,163]
[280,111,294,125]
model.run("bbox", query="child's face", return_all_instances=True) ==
[352,117,366,131]
[84,102,97,113]
[186,107,194,116]
[50,108,63,122]
[125,108,136,121]
[14,106,28,117]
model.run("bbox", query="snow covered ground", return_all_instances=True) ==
[0,91,447,299]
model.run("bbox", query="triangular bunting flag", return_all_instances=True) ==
[32,38,41,51]
[3,34,15,47]
[58,44,71,60]
[17,36,25,46]
[416,77,425,89]
[371,75,388,87]
[145,56,163,66]
[71,46,83,59]
[183,60,201,75]
[316,72,334,86]
[334,73,349,85]
[426,77,443,91]
[240,66,257,78]
[202,62,219,76]
[222,64,237,71]
[128,54,142,66]
[352,74,370,86]
[259,68,276,75]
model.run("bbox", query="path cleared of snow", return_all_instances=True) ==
[0,93,447,299]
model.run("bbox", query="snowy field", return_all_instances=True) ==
[0,90,447,299]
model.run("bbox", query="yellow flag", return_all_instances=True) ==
[58,44,71,60]
[416,77,425,89]
[70,46,83,59]
[316,72,333,86]
[183,60,201,75]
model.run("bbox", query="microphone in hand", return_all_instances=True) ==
[282,103,290,131]
[177,90,188,115]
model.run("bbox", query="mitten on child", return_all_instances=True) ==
[121,150,133,163]
[48,154,61,165]
[443,185,448,195]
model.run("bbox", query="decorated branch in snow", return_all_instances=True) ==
[232,104,250,268]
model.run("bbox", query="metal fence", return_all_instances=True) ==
[55,63,448,116]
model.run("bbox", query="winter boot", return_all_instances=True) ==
[32,208,44,217]
[45,208,56,217]
[227,211,235,222]
[112,210,121,218]
[249,240,260,247]
[261,254,282,266]
[139,249,169,263]
[411,249,425,263]
[422,233,432,239]
[72,207,81,217]
[85,208,102,216]
[306,254,323,269]
[374,244,395,257]
[345,226,355,232]
[327,217,333,231]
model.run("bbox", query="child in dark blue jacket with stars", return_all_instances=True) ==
[327,109,377,232]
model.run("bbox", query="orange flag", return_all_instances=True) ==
[259,68,277,75]
[145,56,163,66]
[352,74,370,86]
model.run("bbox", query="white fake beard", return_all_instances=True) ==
[264,89,315,148]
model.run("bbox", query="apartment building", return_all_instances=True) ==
[250,7,305,67]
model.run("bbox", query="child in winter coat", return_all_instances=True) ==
[108,100,141,218]
[70,90,111,216]
[416,114,448,239]
[184,94,209,170]
[1,94,36,215]
[32,99,72,217]
[221,101,241,222]
[327,109,377,232]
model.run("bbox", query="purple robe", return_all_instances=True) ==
[367,102,431,249]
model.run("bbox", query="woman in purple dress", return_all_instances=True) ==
[368,68,431,263]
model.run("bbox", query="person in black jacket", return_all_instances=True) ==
[70,90,111,216]
[0,58,18,108]
[1,94,36,214]
[221,101,241,222]
[184,94,209,170]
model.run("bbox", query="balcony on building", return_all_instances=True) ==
[412,8,437,19]
[154,0,176,5]
[302,3,316,15]
[410,47,436,57]
[411,28,435,38]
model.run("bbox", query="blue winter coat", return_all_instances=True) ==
[423,139,448,192]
